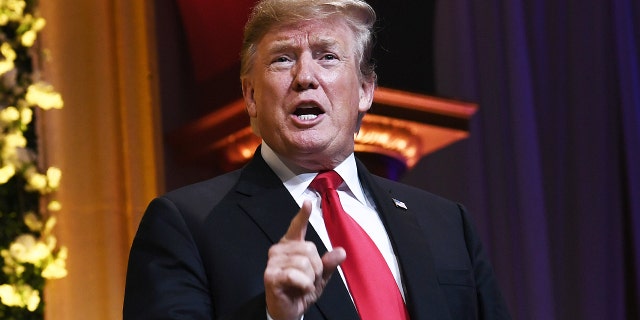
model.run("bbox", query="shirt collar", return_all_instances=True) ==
[261,142,367,205]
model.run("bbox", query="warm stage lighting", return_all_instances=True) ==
[167,87,477,172]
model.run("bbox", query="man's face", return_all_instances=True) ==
[242,16,374,170]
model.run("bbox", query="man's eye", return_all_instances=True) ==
[321,54,337,60]
[274,56,291,63]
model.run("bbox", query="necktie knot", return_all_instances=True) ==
[310,170,343,193]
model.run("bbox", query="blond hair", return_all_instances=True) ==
[240,0,376,83]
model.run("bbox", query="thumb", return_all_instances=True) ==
[321,247,346,280]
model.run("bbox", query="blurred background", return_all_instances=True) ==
[38,0,638,319]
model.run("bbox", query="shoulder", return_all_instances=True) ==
[142,169,243,227]
[371,175,461,210]
[163,169,242,206]
[368,174,469,233]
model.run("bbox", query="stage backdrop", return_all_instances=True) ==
[403,0,640,319]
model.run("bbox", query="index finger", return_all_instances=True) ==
[282,200,312,242]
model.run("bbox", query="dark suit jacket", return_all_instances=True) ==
[124,151,511,319]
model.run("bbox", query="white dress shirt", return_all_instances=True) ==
[261,143,405,297]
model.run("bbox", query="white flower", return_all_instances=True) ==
[0,163,16,183]
[58,245,68,260]
[0,106,20,123]
[1,131,27,161]
[32,17,46,30]
[47,200,62,211]
[19,164,62,193]
[20,106,33,125]
[21,29,37,47]
[46,166,62,189]
[24,211,43,232]
[26,172,47,191]
[44,234,56,251]
[0,284,40,311]
[42,246,68,279]
[42,261,67,279]
[9,234,51,266]
[15,264,25,276]
[0,42,16,76]
[0,42,16,59]
[43,216,57,236]
[0,248,9,260]
[4,131,26,148]
[25,82,64,110]
[42,254,68,279]
[26,288,41,311]
[0,284,22,307]
[23,212,43,232]
[1,0,26,20]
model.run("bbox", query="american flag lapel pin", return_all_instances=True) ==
[392,198,408,210]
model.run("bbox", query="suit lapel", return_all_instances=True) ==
[235,151,359,320]
[357,160,453,320]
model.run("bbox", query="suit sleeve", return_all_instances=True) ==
[123,197,213,319]
[459,204,512,319]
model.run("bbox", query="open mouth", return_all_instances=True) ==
[293,105,324,121]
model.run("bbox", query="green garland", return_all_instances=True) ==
[0,0,66,319]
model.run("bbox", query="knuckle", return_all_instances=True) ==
[290,255,311,269]
[302,242,317,255]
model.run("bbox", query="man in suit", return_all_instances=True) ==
[123,0,511,319]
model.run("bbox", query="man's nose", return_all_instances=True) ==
[292,54,319,90]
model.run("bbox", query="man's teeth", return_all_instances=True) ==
[298,114,318,121]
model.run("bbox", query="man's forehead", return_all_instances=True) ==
[260,18,354,50]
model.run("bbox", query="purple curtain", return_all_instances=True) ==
[401,0,640,319]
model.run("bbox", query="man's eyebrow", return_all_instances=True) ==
[267,39,297,53]
[267,40,293,52]
[266,36,342,53]
[310,37,341,50]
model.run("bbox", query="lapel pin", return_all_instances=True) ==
[392,198,408,210]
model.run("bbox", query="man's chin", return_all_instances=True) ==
[285,145,353,171]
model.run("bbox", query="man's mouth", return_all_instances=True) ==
[293,106,324,121]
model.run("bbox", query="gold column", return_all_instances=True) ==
[38,0,162,318]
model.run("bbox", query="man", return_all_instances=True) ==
[124,0,511,319]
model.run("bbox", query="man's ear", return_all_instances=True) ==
[242,77,257,117]
[358,79,375,113]
[356,80,375,132]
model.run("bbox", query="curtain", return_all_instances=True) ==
[37,0,162,319]
[402,0,640,318]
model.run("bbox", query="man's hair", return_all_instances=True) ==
[240,0,377,83]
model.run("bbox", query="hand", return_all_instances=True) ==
[264,200,346,320]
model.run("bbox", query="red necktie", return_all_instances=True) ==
[310,170,409,320]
